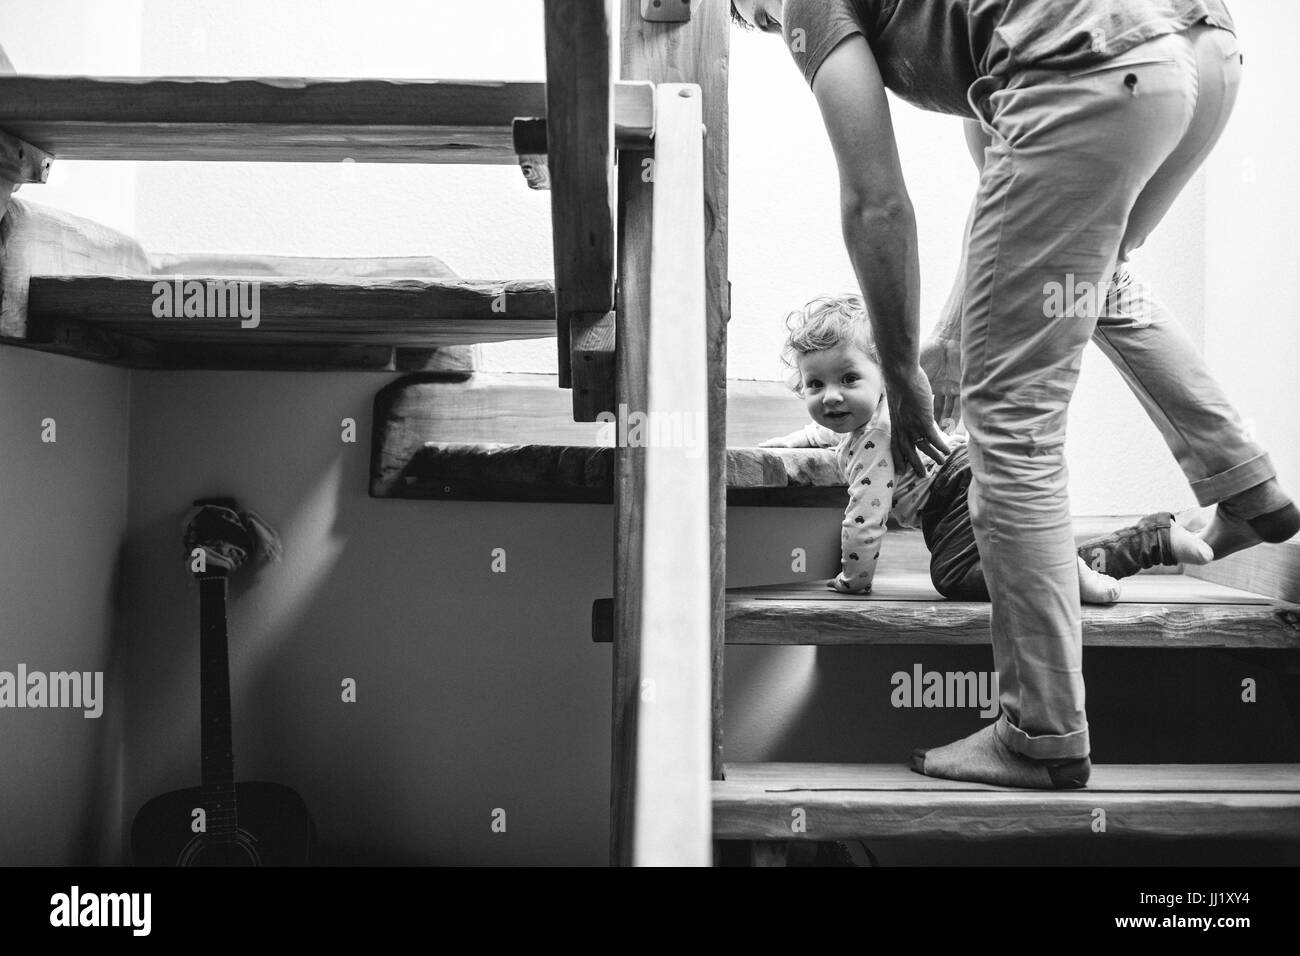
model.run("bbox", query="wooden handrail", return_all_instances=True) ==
[612,0,729,868]
[627,81,711,866]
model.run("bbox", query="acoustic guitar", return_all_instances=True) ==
[132,499,315,866]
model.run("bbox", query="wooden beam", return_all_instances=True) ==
[0,76,546,164]
[24,276,555,347]
[542,0,618,416]
[628,82,711,867]
[715,763,1300,842]
[611,151,651,867]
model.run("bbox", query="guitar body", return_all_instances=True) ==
[132,781,315,867]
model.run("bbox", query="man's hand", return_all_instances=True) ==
[888,364,951,477]
[920,335,962,432]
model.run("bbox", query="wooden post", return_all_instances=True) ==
[612,0,729,866]
[542,0,617,418]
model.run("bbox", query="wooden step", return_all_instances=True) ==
[373,440,845,504]
[18,274,554,367]
[714,763,1300,841]
[591,572,1300,648]
[0,76,549,164]
[369,373,829,497]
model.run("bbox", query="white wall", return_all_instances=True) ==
[0,0,139,865]
[1204,0,1300,494]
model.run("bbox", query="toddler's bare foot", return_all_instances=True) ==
[911,723,1091,789]
[1169,516,1213,565]
[1076,556,1120,604]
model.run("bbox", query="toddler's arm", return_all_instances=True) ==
[829,429,895,593]
[760,422,841,448]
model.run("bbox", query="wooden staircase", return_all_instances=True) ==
[4,1,1298,866]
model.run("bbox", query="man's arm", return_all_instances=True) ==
[809,36,948,476]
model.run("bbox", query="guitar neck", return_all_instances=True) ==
[198,572,238,840]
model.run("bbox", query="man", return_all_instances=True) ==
[731,0,1298,788]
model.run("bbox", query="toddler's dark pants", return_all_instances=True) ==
[920,443,1180,601]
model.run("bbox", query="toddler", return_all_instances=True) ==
[761,294,1214,601]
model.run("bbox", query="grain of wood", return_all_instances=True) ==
[590,572,1300,647]
[0,76,546,164]
[714,763,1300,841]
[25,276,555,348]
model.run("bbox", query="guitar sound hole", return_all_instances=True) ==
[180,834,261,867]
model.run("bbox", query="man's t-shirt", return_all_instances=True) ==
[781,0,1237,116]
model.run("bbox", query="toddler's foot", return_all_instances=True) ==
[1169,515,1213,565]
[1076,556,1120,604]
[910,723,1091,789]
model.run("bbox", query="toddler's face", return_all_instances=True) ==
[797,342,884,434]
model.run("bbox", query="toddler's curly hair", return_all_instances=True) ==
[779,293,880,394]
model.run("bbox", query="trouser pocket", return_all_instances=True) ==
[1068,55,1176,79]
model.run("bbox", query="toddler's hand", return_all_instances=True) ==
[826,576,870,595]
[758,437,788,448]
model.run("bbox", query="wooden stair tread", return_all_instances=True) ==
[722,574,1300,648]
[19,275,555,364]
[735,573,1274,605]
[0,76,547,164]
[592,571,1300,648]
[714,763,1300,840]
[374,439,845,504]
[722,762,1300,792]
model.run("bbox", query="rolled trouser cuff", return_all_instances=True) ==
[1190,452,1276,507]
[995,712,1090,761]
[1076,512,1176,579]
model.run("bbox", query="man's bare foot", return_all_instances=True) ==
[910,723,1091,789]
[1195,479,1300,559]
[1197,505,1297,560]
[1076,557,1120,604]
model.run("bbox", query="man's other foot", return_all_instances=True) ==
[910,724,1091,789]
